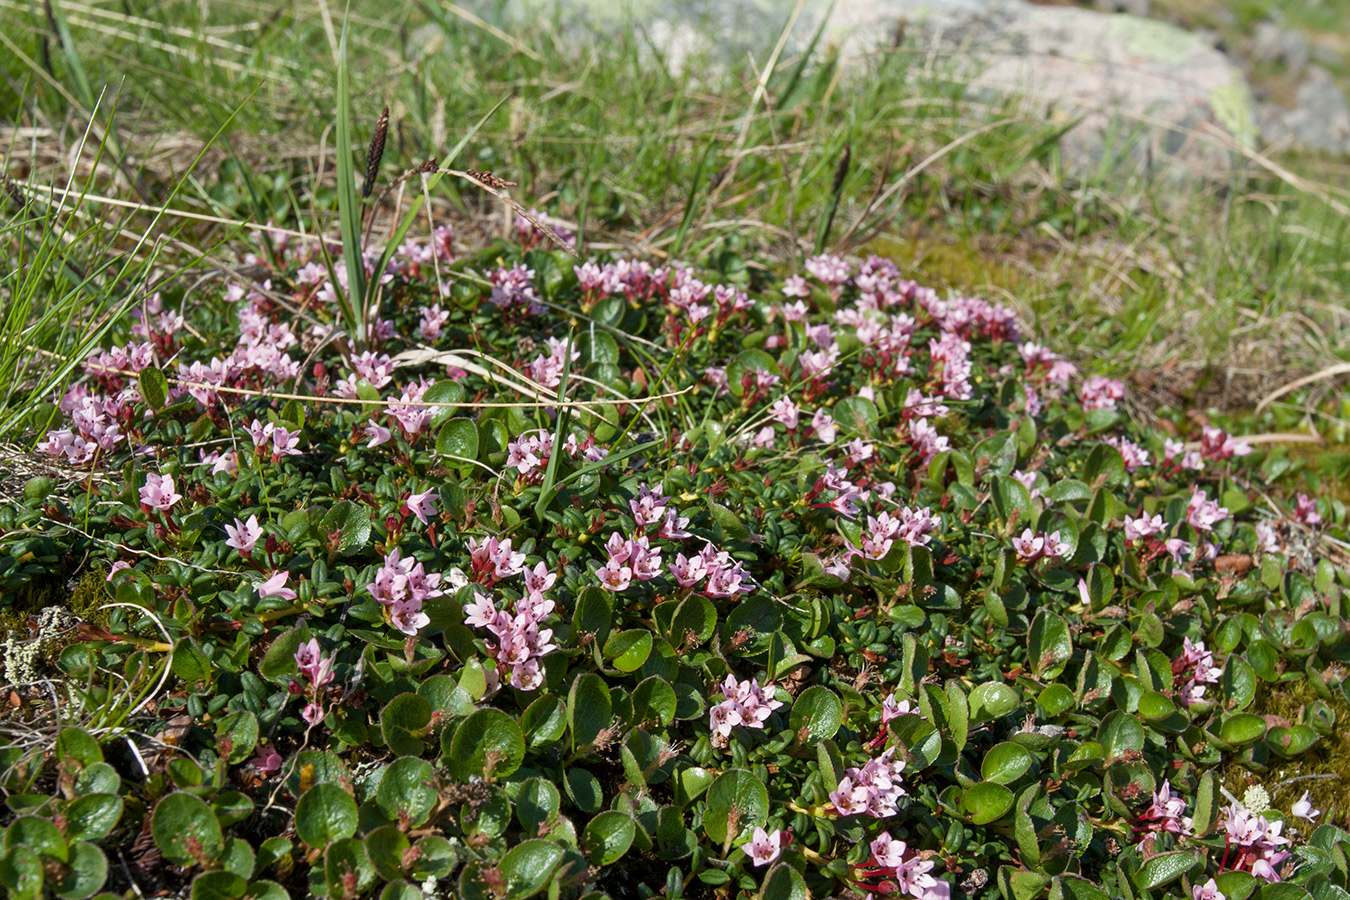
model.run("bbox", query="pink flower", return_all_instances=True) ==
[139,473,182,513]
[258,571,297,601]
[106,560,132,582]
[301,702,325,725]
[390,598,431,636]
[293,638,335,688]
[404,489,438,525]
[597,560,633,592]
[365,423,392,448]
[742,827,782,867]
[769,397,799,430]
[225,515,263,554]
[1292,791,1320,821]
[1134,780,1193,835]
[1124,513,1165,541]
[249,746,283,775]
[1013,529,1044,562]
[1193,879,1226,900]
[1293,493,1322,527]
[1186,489,1229,532]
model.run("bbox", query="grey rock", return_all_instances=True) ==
[1261,67,1350,154]
[1251,20,1309,75]
[478,0,1258,179]
[1092,0,1150,16]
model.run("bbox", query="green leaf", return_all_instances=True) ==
[333,17,368,344]
[992,475,1033,527]
[423,381,465,428]
[325,837,376,898]
[215,711,259,765]
[366,826,412,883]
[436,418,480,464]
[260,626,308,682]
[55,728,102,768]
[789,686,843,741]
[516,779,562,834]
[0,846,43,900]
[1132,850,1203,891]
[571,588,614,649]
[189,870,246,900]
[762,864,810,900]
[140,366,168,410]
[568,673,613,753]
[1137,691,1177,722]
[499,840,564,900]
[703,769,768,844]
[521,694,568,747]
[450,709,526,780]
[62,795,123,843]
[151,793,223,866]
[1221,713,1268,745]
[5,817,67,862]
[631,677,677,727]
[294,783,358,849]
[1037,684,1075,717]
[375,757,438,827]
[1268,724,1319,758]
[1028,610,1072,678]
[963,782,1014,824]
[581,811,635,866]
[981,742,1034,785]
[603,629,653,672]
[1097,711,1145,762]
[381,693,432,758]
[969,682,1020,723]
[321,501,371,556]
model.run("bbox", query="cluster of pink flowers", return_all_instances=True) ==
[852,833,950,900]
[1012,529,1071,563]
[596,532,663,591]
[489,263,542,315]
[293,638,335,726]
[462,564,559,691]
[1132,780,1193,834]
[1080,375,1127,411]
[908,418,950,465]
[1172,638,1222,706]
[1185,489,1230,532]
[247,418,303,461]
[85,341,155,389]
[1222,803,1290,882]
[853,508,940,561]
[829,747,908,817]
[708,675,784,738]
[366,548,440,636]
[1200,426,1252,461]
[669,543,754,596]
[467,536,526,586]
[1124,512,1166,542]
[139,473,182,514]
[335,351,396,397]
[525,337,580,389]
[507,430,609,477]
[1163,439,1205,472]
[1104,435,1151,470]
[38,385,136,464]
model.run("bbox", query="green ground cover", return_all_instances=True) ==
[3,3,1350,899]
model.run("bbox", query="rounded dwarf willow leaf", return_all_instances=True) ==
[215,710,259,765]
[1037,684,1075,717]
[294,782,359,849]
[450,708,525,780]
[1028,610,1073,678]
[73,763,120,796]
[260,625,309,682]
[603,629,653,672]
[1268,725,1319,758]
[670,594,717,645]
[380,692,433,758]
[1214,871,1257,900]
[219,838,254,879]
[517,779,562,833]
[981,742,1034,785]
[365,825,412,882]
[380,881,424,900]
[1131,849,1203,891]
[0,846,43,900]
[324,838,377,898]
[789,686,843,741]
[375,757,438,827]
[521,695,568,747]
[1220,713,1268,745]
[1137,691,1176,722]
[436,417,479,463]
[54,728,102,768]
[139,366,168,410]
[568,673,613,753]
[581,811,636,866]
[151,793,223,867]
[631,677,677,727]
[963,782,1015,824]
[571,589,614,650]
[675,766,715,807]
[188,870,246,900]
[499,840,565,900]
[702,769,768,844]
[213,791,255,830]
[761,863,809,900]
[1097,711,1145,762]
[969,682,1020,723]
[62,794,124,843]
[3,814,65,863]
[248,881,291,900]
[407,836,457,880]
[565,768,604,814]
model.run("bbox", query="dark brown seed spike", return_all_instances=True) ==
[832,143,852,195]
[362,106,389,200]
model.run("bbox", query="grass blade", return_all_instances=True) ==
[333,9,367,347]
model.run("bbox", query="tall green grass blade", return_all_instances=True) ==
[333,11,367,347]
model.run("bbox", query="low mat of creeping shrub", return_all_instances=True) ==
[2,225,1350,900]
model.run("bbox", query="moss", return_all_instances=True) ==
[1226,679,1350,824]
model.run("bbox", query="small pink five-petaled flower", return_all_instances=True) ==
[741,826,782,867]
